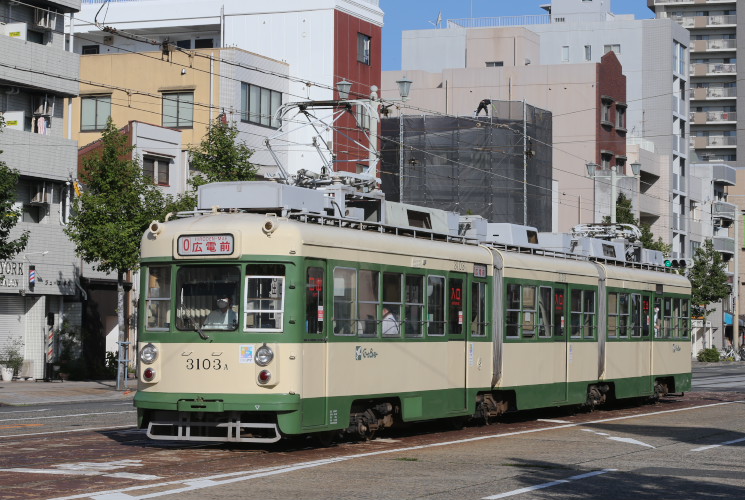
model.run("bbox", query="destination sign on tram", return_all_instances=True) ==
[178,234,235,256]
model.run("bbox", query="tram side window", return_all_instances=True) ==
[146,266,171,331]
[554,288,565,337]
[405,275,425,337]
[306,267,324,334]
[608,292,618,338]
[570,289,595,339]
[358,270,379,337]
[245,264,285,332]
[583,290,596,338]
[654,298,662,338]
[522,286,537,337]
[679,299,690,338]
[506,284,521,338]
[471,281,487,337]
[449,278,464,335]
[663,297,673,338]
[617,293,629,338]
[382,272,403,337]
[631,294,642,337]
[428,276,446,336]
[672,298,681,339]
[537,287,552,338]
[642,296,651,337]
[333,268,357,336]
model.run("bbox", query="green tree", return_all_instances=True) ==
[603,193,671,254]
[0,118,29,260]
[188,118,257,189]
[688,239,731,318]
[65,119,170,388]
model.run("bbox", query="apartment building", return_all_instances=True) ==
[73,0,384,175]
[382,33,630,233]
[649,0,741,169]
[0,0,81,380]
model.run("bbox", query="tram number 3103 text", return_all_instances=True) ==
[185,358,227,371]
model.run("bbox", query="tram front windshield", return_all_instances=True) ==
[176,265,241,331]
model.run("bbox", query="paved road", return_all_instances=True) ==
[0,363,742,500]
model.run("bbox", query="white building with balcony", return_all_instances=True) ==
[0,0,81,380]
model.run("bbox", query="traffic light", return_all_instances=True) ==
[664,259,690,269]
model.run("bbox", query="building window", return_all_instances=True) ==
[561,46,569,62]
[22,205,42,223]
[81,95,111,131]
[176,40,191,49]
[601,103,612,125]
[82,45,100,54]
[358,33,371,65]
[162,92,194,128]
[604,44,621,55]
[584,45,592,61]
[194,38,214,49]
[143,156,170,186]
[241,83,281,128]
[486,61,504,67]
[616,105,627,130]
[601,152,612,169]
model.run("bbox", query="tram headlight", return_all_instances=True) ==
[140,343,158,364]
[255,344,274,366]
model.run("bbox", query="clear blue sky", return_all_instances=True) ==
[380,0,654,71]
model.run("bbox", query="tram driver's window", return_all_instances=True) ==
[244,264,285,332]
[175,265,240,331]
[333,268,357,336]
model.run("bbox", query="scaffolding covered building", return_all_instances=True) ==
[380,101,552,232]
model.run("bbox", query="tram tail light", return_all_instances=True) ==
[143,367,156,382]
[258,370,271,384]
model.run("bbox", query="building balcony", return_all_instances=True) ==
[0,128,77,181]
[690,87,736,101]
[0,35,80,96]
[672,213,687,233]
[689,63,737,76]
[692,135,737,148]
[691,39,737,52]
[638,193,661,218]
[713,236,735,257]
[689,110,737,124]
[712,163,736,186]
[712,201,736,224]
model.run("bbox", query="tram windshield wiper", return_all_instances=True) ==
[196,324,210,340]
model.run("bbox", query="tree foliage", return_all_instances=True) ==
[688,239,731,318]
[65,119,169,275]
[188,118,257,189]
[603,193,671,254]
[0,119,29,260]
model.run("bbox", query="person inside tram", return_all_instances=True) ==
[382,306,400,336]
[205,296,238,329]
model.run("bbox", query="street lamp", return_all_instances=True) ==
[586,161,641,224]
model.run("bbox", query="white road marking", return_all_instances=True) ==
[537,419,571,423]
[0,409,51,414]
[581,428,655,448]
[0,460,161,481]
[691,436,745,452]
[0,411,136,422]
[0,424,135,439]
[481,469,617,499]
[41,399,744,500]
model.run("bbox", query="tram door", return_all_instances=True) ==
[448,275,468,412]
[301,261,328,428]
[552,286,569,404]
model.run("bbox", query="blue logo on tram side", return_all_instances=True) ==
[355,346,378,360]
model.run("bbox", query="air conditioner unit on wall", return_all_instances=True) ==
[34,8,57,31]
[33,95,55,116]
[30,182,51,205]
